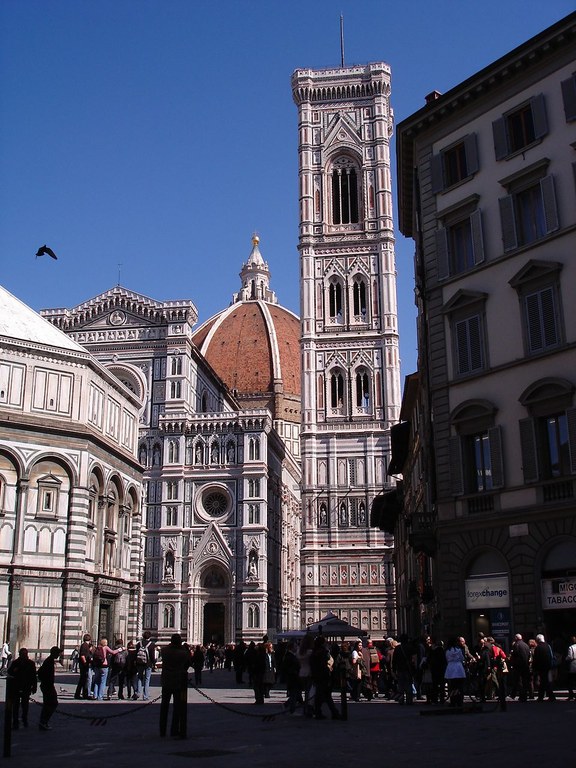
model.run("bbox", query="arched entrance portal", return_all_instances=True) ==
[201,565,228,645]
[203,603,225,645]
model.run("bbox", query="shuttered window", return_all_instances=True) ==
[499,175,558,252]
[431,133,479,193]
[454,314,484,375]
[493,94,548,159]
[525,286,559,352]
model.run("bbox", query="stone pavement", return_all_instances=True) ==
[1,670,574,768]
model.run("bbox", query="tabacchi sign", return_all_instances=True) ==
[541,577,576,610]
[464,576,510,609]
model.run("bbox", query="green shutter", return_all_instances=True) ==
[540,175,559,234]
[561,75,576,122]
[499,194,517,252]
[531,93,549,140]
[464,133,479,175]
[519,417,539,483]
[449,436,464,495]
[492,116,508,160]
[470,209,485,265]
[489,426,504,489]
[436,228,449,280]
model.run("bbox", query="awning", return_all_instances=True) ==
[370,489,402,534]
[387,420,410,475]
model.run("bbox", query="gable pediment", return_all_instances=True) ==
[324,112,362,155]
[191,522,233,568]
[442,289,488,315]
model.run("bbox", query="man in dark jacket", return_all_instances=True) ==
[74,633,92,700]
[159,633,191,739]
[533,633,555,701]
[7,648,37,728]
[509,633,531,701]
[37,646,62,731]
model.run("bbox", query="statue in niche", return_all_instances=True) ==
[227,442,235,463]
[195,444,203,464]
[152,445,161,466]
[247,551,258,579]
[211,443,220,463]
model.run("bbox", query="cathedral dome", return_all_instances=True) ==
[192,236,301,423]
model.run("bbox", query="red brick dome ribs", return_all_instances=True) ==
[192,300,301,413]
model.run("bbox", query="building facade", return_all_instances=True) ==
[0,286,143,659]
[396,13,576,645]
[42,237,301,645]
[292,63,401,637]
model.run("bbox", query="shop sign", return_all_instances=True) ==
[541,577,576,610]
[465,576,510,609]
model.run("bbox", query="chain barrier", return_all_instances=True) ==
[29,693,162,726]
[190,684,295,722]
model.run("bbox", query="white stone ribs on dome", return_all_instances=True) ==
[259,302,282,384]
[194,303,236,355]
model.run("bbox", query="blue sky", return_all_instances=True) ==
[0,1,572,379]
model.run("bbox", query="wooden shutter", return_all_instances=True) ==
[489,426,504,489]
[531,94,548,140]
[567,407,576,474]
[431,153,444,194]
[561,75,576,122]
[464,133,479,175]
[540,175,559,234]
[470,209,485,265]
[435,228,449,280]
[499,194,518,252]
[449,436,464,495]
[492,116,508,160]
[519,417,539,483]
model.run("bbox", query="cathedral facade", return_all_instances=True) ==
[292,64,401,637]
[42,237,301,645]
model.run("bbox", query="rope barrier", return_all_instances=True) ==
[29,693,163,725]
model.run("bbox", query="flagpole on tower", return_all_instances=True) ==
[340,14,345,67]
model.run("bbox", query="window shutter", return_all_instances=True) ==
[519,417,539,483]
[470,209,485,265]
[489,426,504,489]
[499,194,517,252]
[492,116,508,160]
[567,407,576,474]
[540,175,559,234]
[531,93,548,140]
[449,436,464,495]
[561,75,576,122]
[468,315,483,371]
[436,228,449,280]
[455,319,470,374]
[431,153,444,194]
[464,133,479,175]
[539,287,558,348]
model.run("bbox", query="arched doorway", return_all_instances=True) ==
[201,566,228,645]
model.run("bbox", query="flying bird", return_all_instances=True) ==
[36,244,58,260]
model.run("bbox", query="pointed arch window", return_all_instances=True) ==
[168,440,180,464]
[355,369,371,411]
[248,437,261,461]
[171,357,182,375]
[248,604,260,628]
[330,372,345,414]
[163,604,175,628]
[170,381,181,399]
[353,277,367,320]
[331,157,359,224]
[328,280,343,323]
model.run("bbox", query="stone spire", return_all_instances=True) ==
[233,234,278,305]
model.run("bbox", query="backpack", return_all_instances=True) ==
[136,641,151,666]
[92,645,106,668]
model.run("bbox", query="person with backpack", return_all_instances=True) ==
[74,633,93,700]
[92,637,119,701]
[134,630,156,701]
[106,640,127,699]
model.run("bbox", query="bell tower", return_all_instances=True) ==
[292,63,400,635]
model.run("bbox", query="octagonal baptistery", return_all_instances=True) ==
[192,236,301,454]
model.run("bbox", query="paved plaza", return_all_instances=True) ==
[1,669,573,768]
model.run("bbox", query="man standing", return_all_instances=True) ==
[134,630,156,700]
[509,633,531,702]
[74,634,92,700]
[532,633,555,702]
[159,633,191,739]
[6,648,37,728]
[37,646,62,731]
[1,639,11,675]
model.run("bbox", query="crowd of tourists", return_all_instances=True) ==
[5,628,576,735]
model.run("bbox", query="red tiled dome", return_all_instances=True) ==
[192,300,301,400]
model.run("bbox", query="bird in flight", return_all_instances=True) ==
[36,244,58,260]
